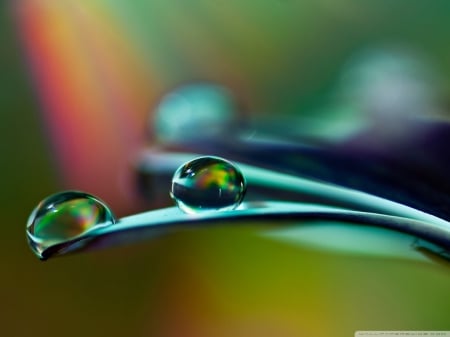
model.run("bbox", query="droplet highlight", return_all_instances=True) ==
[171,156,247,214]
[26,191,115,259]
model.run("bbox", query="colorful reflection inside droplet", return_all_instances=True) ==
[33,198,104,239]
[26,191,115,258]
[171,156,247,214]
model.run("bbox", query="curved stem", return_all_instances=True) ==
[33,150,450,260]
[38,201,450,260]
[139,150,450,229]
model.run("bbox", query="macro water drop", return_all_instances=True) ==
[26,191,115,259]
[171,156,246,214]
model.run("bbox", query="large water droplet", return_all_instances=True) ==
[26,191,115,259]
[171,156,247,214]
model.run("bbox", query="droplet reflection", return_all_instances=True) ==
[26,191,115,259]
[171,156,247,214]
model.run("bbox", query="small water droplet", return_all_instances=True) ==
[171,156,247,214]
[26,191,115,259]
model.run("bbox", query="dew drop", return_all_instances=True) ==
[171,156,247,214]
[26,191,115,259]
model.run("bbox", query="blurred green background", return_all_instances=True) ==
[1,1,450,336]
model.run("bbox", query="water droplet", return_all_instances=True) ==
[152,82,239,143]
[171,156,247,214]
[26,191,115,259]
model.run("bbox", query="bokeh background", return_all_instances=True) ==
[1,1,450,336]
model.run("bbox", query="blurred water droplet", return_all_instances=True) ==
[152,82,238,143]
[171,156,246,214]
[26,191,115,259]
